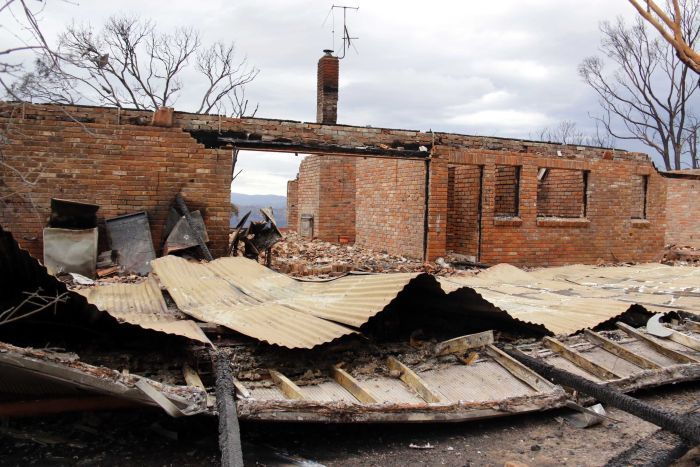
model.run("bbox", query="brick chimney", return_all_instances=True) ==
[316,50,339,124]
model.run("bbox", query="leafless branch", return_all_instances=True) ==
[531,120,615,147]
[11,15,259,114]
[580,3,700,170]
[0,289,69,326]
[629,0,700,73]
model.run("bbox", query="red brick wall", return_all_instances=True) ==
[629,175,648,219]
[2,103,669,266]
[447,164,481,257]
[494,165,520,217]
[0,107,232,259]
[665,177,700,247]
[296,156,321,238]
[317,54,339,124]
[286,178,299,231]
[355,158,425,258]
[439,148,666,266]
[536,168,586,218]
[318,156,356,242]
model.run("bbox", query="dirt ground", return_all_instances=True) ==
[2,382,699,466]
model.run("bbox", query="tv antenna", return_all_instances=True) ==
[323,4,359,59]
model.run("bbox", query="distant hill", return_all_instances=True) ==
[230,193,287,228]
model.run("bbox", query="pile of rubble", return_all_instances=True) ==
[663,244,700,265]
[267,232,461,278]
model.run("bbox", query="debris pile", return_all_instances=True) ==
[663,244,700,265]
[266,232,459,277]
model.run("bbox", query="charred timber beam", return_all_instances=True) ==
[504,346,700,444]
[213,137,429,158]
[211,350,244,467]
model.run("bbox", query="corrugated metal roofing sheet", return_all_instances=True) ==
[78,278,212,345]
[0,225,207,344]
[439,263,700,335]
[151,256,419,348]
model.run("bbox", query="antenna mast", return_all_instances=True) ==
[328,4,359,59]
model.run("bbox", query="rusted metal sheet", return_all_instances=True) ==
[152,255,422,347]
[0,225,212,344]
[439,263,700,335]
[151,256,361,348]
[43,227,98,278]
[105,211,156,275]
[78,278,212,346]
[49,198,99,229]
[0,341,207,416]
[164,210,209,254]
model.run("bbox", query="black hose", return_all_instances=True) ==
[504,346,700,444]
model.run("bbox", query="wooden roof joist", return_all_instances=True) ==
[217,137,430,158]
[187,130,430,158]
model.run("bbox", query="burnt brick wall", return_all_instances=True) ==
[629,175,648,219]
[318,155,356,242]
[4,102,652,164]
[439,147,665,266]
[286,178,299,231]
[1,103,670,266]
[494,165,520,217]
[355,158,425,258]
[665,176,700,247]
[446,164,481,257]
[0,111,232,259]
[536,168,586,218]
[296,156,321,238]
[317,53,339,124]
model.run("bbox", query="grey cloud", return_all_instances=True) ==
[31,0,649,193]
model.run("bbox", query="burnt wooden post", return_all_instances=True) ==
[211,350,243,467]
[505,346,700,444]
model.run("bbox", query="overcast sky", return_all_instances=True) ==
[25,1,642,195]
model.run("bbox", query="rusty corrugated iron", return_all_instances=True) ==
[439,263,700,335]
[151,255,426,348]
[0,225,210,344]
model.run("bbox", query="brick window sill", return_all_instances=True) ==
[631,219,650,228]
[493,216,523,227]
[537,217,590,228]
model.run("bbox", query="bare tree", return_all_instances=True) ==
[1,0,58,218]
[0,0,54,99]
[629,0,700,73]
[12,15,259,116]
[532,120,616,147]
[580,3,700,170]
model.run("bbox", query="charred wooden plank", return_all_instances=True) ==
[617,323,700,364]
[183,363,215,407]
[505,347,700,445]
[543,336,621,380]
[386,356,445,403]
[235,389,568,423]
[484,344,555,392]
[231,378,251,399]
[583,329,661,370]
[269,370,306,400]
[434,330,494,356]
[667,330,700,352]
[332,366,380,404]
